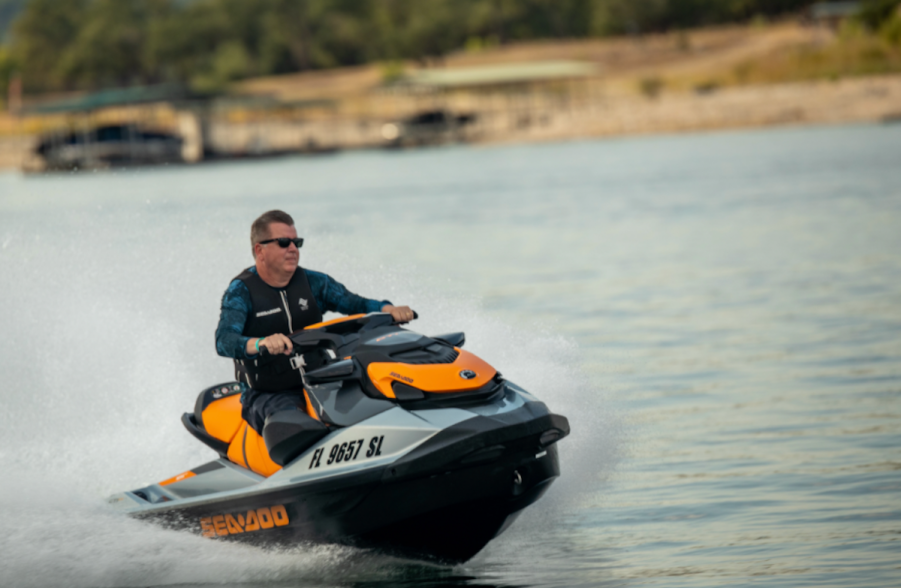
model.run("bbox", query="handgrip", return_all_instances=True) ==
[396,310,418,325]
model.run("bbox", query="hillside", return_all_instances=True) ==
[235,21,899,102]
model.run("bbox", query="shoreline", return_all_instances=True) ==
[3,73,899,171]
[471,74,901,147]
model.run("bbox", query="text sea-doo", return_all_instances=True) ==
[107,313,570,562]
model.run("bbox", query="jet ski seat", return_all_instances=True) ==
[187,383,324,478]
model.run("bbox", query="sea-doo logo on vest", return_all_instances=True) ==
[459,369,477,380]
[200,505,289,538]
[298,297,309,311]
[255,307,282,318]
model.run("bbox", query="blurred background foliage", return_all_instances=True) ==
[1,0,899,94]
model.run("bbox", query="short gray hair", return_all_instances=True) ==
[250,210,295,253]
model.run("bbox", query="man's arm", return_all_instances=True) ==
[306,269,390,315]
[306,269,413,322]
[215,280,256,359]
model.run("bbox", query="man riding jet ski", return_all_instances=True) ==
[108,312,570,562]
[106,211,569,561]
[215,209,415,450]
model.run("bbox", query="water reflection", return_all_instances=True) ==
[1,124,900,587]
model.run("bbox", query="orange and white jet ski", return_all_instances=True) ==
[107,312,570,563]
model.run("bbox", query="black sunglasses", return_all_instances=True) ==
[259,237,304,248]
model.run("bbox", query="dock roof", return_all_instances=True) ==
[25,84,194,114]
[396,60,598,89]
[809,1,860,20]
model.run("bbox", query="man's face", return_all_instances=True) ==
[257,222,299,274]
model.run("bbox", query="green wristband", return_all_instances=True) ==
[255,338,264,352]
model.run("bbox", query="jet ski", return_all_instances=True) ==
[107,312,570,563]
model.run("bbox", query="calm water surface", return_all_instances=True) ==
[0,123,899,587]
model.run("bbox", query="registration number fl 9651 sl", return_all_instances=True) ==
[308,435,385,469]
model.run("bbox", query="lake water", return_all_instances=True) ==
[1,123,899,588]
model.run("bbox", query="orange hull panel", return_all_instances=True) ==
[367,349,496,399]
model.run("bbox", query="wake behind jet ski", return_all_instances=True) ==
[107,312,570,563]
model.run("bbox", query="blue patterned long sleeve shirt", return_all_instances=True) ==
[215,266,390,360]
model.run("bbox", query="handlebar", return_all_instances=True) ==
[255,310,418,358]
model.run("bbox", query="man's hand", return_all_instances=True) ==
[382,304,415,323]
[246,333,294,356]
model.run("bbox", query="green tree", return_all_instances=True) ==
[144,1,229,85]
[10,0,87,92]
[880,6,901,44]
[6,0,837,95]
[57,0,172,88]
[858,0,901,29]
[0,44,16,104]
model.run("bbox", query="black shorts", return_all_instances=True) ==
[241,388,306,435]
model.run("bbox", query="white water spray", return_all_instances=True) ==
[0,162,621,587]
